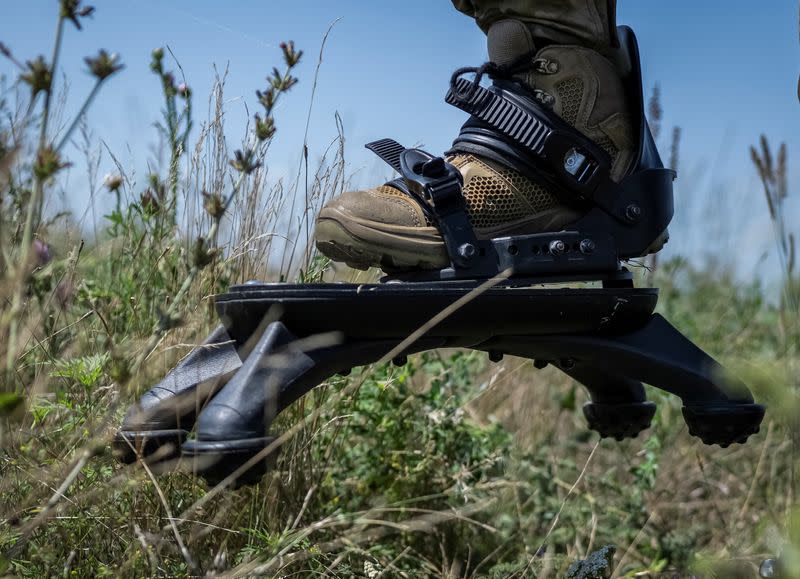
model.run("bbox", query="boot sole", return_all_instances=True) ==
[315,208,448,271]
[316,207,668,272]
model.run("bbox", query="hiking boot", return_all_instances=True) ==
[315,19,645,272]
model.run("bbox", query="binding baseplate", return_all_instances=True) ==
[114,26,765,485]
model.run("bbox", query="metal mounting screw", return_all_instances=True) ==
[549,240,566,256]
[559,358,576,370]
[458,243,476,260]
[625,204,642,222]
[579,239,595,255]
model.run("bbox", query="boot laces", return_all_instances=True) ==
[450,52,559,108]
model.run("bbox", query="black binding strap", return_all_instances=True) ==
[365,139,405,173]
[445,78,626,218]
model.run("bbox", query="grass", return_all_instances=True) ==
[0,2,799,577]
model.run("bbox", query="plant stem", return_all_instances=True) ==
[55,80,103,152]
[132,171,246,371]
[5,14,66,377]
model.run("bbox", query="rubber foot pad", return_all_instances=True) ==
[682,404,765,447]
[181,436,279,487]
[583,401,656,441]
[113,429,187,464]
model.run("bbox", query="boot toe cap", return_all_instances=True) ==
[321,186,426,228]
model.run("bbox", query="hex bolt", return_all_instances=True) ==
[579,239,596,255]
[458,243,476,260]
[625,204,642,222]
[549,240,567,256]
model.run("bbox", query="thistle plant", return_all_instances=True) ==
[150,46,192,228]
[132,41,303,369]
[0,0,122,381]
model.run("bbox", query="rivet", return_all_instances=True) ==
[549,240,566,256]
[458,243,476,260]
[625,204,642,222]
[579,239,595,254]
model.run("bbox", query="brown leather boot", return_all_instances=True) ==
[315,19,640,272]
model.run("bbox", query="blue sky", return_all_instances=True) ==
[2,1,799,277]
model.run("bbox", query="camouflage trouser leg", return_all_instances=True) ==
[451,0,618,50]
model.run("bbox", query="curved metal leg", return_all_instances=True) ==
[480,314,764,446]
[113,325,242,463]
[182,321,445,484]
[557,363,656,441]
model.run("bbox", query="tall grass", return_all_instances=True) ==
[0,2,798,577]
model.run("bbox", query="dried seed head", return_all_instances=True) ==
[33,146,70,180]
[61,0,95,30]
[279,41,303,67]
[256,88,276,111]
[0,42,11,59]
[202,190,226,219]
[269,67,297,92]
[85,49,123,81]
[177,83,191,98]
[21,55,52,97]
[103,173,123,192]
[150,47,164,73]
[229,148,261,174]
[192,237,218,269]
[139,189,160,215]
[254,113,276,141]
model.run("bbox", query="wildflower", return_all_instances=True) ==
[254,113,275,141]
[177,83,191,98]
[33,239,52,266]
[202,190,226,219]
[60,0,95,30]
[33,146,70,180]
[229,148,261,174]
[84,50,123,81]
[20,55,52,97]
[103,173,123,192]
[280,41,303,68]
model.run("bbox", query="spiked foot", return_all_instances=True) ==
[583,402,656,441]
[682,404,765,447]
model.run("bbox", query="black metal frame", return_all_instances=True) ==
[115,281,764,485]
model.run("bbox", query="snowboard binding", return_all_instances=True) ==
[114,27,765,486]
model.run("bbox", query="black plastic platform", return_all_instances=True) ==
[215,281,658,341]
[115,280,765,486]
